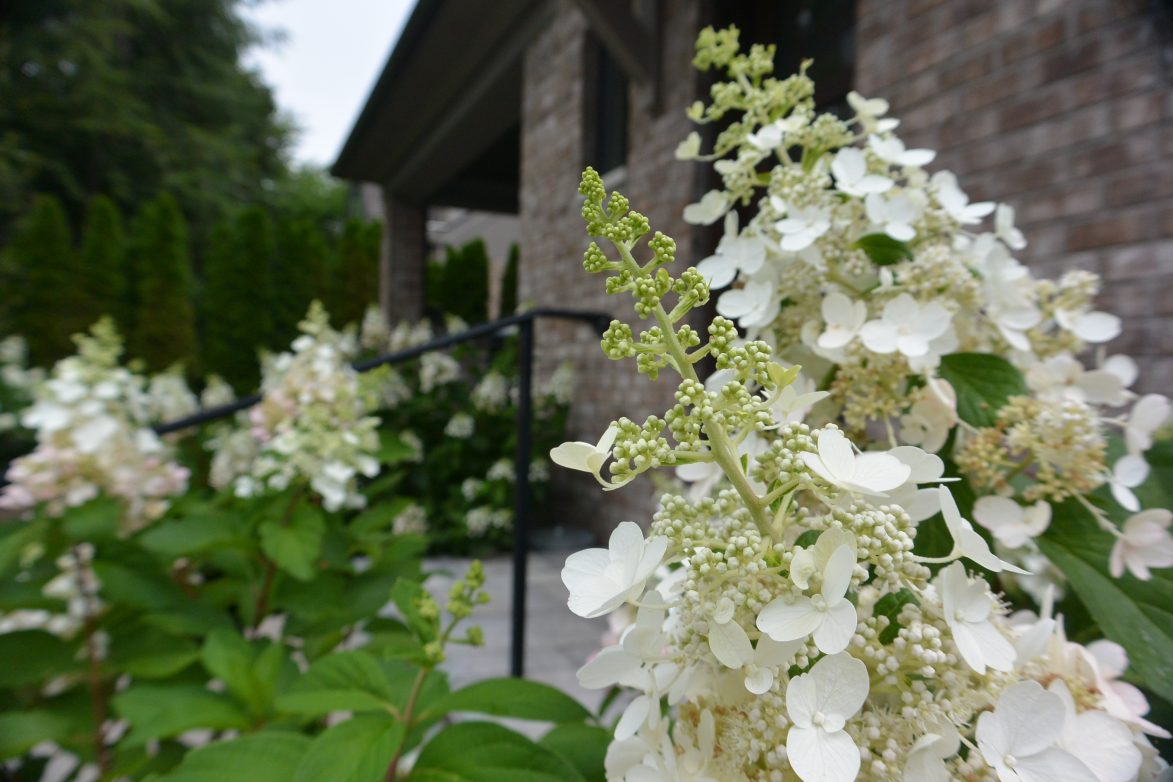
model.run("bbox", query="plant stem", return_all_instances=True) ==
[74,547,110,773]
[252,487,304,627]
[385,668,429,782]
[613,241,771,535]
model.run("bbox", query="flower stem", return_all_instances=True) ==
[613,241,771,536]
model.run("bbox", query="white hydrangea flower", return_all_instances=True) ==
[561,522,668,618]
[1108,509,1173,580]
[682,190,729,225]
[937,562,1015,675]
[859,294,951,359]
[817,292,868,351]
[785,653,869,782]
[939,486,1027,574]
[830,147,892,197]
[977,681,1098,782]
[757,543,858,654]
[775,204,831,252]
[551,424,620,488]
[864,192,921,241]
[1122,394,1170,455]
[972,496,1052,549]
[800,427,911,496]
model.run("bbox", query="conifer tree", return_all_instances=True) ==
[77,195,128,334]
[201,207,275,391]
[2,195,80,364]
[447,238,490,324]
[129,193,196,372]
[331,217,380,327]
[272,217,329,345]
[498,242,519,319]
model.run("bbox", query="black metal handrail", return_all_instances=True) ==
[153,307,611,677]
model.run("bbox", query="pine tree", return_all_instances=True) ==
[448,238,490,324]
[77,195,128,334]
[331,217,379,327]
[272,217,329,346]
[129,193,196,372]
[2,195,80,364]
[498,242,519,319]
[201,207,275,391]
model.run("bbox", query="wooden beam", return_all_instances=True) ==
[571,0,656,84]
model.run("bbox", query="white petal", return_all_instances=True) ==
[850,453,912,493]
[813,600,858,655]
[1062,712,1142,782]
[810,652,870,720]
[821,545,856,602]
[817,429,856,480]
[745,666,774,695]
[1013,747,1098,782]
[708,616,753,668]
[757,597,821,642]
[614,694,651,740]
[696,254,737,289]
[578,647,642,689]
[787,726,861,782]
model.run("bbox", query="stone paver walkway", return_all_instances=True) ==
[423,550,609,712]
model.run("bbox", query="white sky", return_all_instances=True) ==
[242,0,416,168]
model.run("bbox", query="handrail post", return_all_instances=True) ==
[510,317,534,677]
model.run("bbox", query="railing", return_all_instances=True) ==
[154,308,612,677]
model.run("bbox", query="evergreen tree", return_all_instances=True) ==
[498,242,519,319]
[447,239,490,324]
[1,195,81,364]
[129,193,196,372]
[77,195,128,334]
[331,217,379,327]
[273,218,329,345]
[201,207,274,391]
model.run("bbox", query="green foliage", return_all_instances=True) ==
[129,193,196,372]
[853,233,913,266]
[427,239,490,324]
[78,195,129,334]
[0,194,81,364]
[0,0,289,236]
[331,218,380,327]
[273,218,331,346]
[498,242,520,318]
[1039,499,1173,704]
[201,209,275,391]
[938,352,1028,428]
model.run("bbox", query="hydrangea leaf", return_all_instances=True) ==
[419,678,591,723]
[259,504,326,582]
[852,233,913,266]
[408,721,587,782]
[291,714,402,782]
[152,733,312,782]
[1038,500,1173,703]
[938,353,1028,428]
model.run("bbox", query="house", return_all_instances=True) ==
[333,0,1173,533]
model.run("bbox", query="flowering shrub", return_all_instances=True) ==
[0,313,606,782]
[356,309,573,553]
[669,26,1172,704]
[554,161,1167,780]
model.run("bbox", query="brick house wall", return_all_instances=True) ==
[519,0,702,537]
[855,0,1173,391]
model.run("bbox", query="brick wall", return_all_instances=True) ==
[855,0,1173,390]
[519,0,702,539]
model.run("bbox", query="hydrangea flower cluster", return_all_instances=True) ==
[213,302,381,511]
[674,28,1171,583]
[0,319,189,530]
[554,168,1166,782]
[0,334,43,431]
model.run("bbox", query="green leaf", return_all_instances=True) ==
[0,630,78,686]
[421,678,591,723]
[0,518,47,578]
[111,627,200,679]
[138,512,249,558]
[153,732,311,782]
[409,722,586,782]
[201,630,286,717]
[292,715,402,782]
[938,353,1027,428]
[0,710,75,759]
[873,588,919,644]
[379,430,419,465]
[852,233,913,266]
[60,496,122,540]
[260,504,326,581]
[1037,500,1173,703]
[113,684,253,746]
[537,723,609,782]
[276,651,422,719]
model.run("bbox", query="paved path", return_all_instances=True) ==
[423,550,610,712]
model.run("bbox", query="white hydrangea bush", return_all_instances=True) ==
[209,301,382,511]
[674,27,1172,590]
[0,319,189,530]
[553,166,1167,782]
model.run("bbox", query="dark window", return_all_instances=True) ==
[719,0,857,109]
[584,37,629,173]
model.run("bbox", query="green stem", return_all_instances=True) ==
[613,241,771,536]
[385,668,428,782]
[252,487,305,627]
